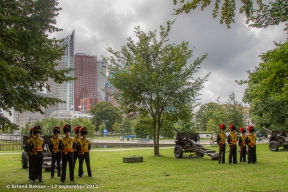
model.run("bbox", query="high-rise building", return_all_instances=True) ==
[74,53,98,112]
[97,60,107,101]
[46,30,75,116]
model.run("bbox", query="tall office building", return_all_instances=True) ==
[46,30,75,116]
[97,60,107,101]
[74,53,98,112]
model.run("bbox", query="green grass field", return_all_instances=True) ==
[0,144,287,192]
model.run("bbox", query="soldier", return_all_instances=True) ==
[76,127,92,178]
[49,126,61,178]
[59,124,76,183]
[24,128,34,181]
[73,125,81,170]
[246,125,257,164]
[227,124,238,164]
[29,126,44,182]
[217,124,227,164]
[238,127,247,162]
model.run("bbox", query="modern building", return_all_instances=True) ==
[46,30,75,116]
[74,53,98,112]
[97,60,107,101]
[49,110,92,120]
[79,97,98,114]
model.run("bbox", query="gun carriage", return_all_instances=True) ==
[174,128,219,160]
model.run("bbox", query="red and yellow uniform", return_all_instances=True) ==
[76,127,92,178]
[238,127,247,162]
[29,126,44,182]
[227,124,238,164]
[73,125,81,169]
[217,124,227,164]
[246,126,257,164]
[49,126,61,178]
[59,124,76,182]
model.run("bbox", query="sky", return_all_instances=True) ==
[51,0,287,108]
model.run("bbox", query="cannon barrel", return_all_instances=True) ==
[264,127,272,133]
[174,128,180,133]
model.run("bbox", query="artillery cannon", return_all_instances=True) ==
[22,135,59,171]
[265,128,288,151]
[174,128,219,160]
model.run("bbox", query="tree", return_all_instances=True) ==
[0,0,75,125]
[90,101,123,132]
[103,20,209,155]
[112,122,121,134]
[173,0,288,32]
[71,118,96,136]
[98,123,105,136]
[120,118,132,134]
[240,42,288,130]
[224,92,244,128]
[195,102,226,132]
[134,116,154,138]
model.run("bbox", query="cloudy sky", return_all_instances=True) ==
[51,0,286,108]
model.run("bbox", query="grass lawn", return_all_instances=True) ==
[0,144,287,192]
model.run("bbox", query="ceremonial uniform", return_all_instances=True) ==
[76,127,92,178]
[246,126,257,164]
[49,126,61,178]
[24,128,34,180]
[227,124,238,164]
[29,126,44,182]
[217,124,226,164]
[59,124,76,182]
[73,126,81,170]
[238,127,247,162]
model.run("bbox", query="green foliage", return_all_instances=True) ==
[112,121,121,133]
[160,120,176,138]
[196,102,227,133]
[0,0,75,124]
[103,20,209,155]
[224,92,244,128]
[134,116,154,138]
[1,145,288,191]
[71,118,96,136]
[120,118,132,134]
[98,123,105,136]
[173,0,288,32]
[90,101,123,132]
[240,42,288,130]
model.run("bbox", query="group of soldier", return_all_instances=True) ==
[24,124,92,183]
[217,124,257,164]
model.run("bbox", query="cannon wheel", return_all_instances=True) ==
[22,151,28,169]
[174,145,183,158]
[195,152,204,158]
[269,141,279,151]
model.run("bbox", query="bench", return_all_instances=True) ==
[137,138,149,143]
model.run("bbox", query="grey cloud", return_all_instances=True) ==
[52,0,286,106]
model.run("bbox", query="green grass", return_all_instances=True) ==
[0,144,287,191]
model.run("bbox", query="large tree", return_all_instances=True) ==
[195,102,227,132]
[173,0,288,32]
[224,92,244,128]
[0,0,74,125]
[240,42,288,130]
[89,101,123,132]
[103,20,209,156]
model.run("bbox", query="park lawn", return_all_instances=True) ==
[0,144,287,192]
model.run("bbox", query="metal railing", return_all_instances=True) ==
[0,135,23,151]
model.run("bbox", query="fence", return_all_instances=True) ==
[0,135,23,151]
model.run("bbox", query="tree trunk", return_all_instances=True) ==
[153,120,160,156]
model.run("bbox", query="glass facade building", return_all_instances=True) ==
[46,30,75,116]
